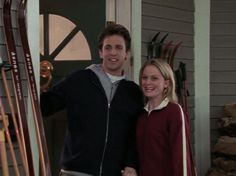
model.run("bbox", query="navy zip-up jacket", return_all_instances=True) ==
[40,68,143,176]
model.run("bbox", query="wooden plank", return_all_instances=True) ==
[211,12,236,23]
[211,47,236,59]
[210,95,236,106]
[211,72,236,83]
[211,1,236,12]
[211,60,236,71]
[142,0,194,11]
[142,3,193,22]
[211,83,236,95]
[211,35,236,47]
[142,16,193,34]
[211,24,236,35]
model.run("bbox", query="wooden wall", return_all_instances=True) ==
[210,0,236,147]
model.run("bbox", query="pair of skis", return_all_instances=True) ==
[147,32,182,69]
[147,32,189,114]
[2,0,51,175]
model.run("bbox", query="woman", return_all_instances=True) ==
[136,59,193,176]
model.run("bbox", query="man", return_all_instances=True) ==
[41,24,143,176]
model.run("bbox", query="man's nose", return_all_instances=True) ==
[110,48,117,55]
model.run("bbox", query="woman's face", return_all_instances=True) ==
[141,65,169,100]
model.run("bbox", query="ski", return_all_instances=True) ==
[18,0,51,175]
[168,41,182,69]
[3,0,34,175]
[147,32,160,59]
[160,40,173,60]
[147,32,169,59]
[156,33,169,59]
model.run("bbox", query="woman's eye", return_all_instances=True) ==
[151,77,158,81]
[141,76,148,80]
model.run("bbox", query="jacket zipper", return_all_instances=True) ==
[99,85,114,176]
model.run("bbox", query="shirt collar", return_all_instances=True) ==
[144,98,169,113]
[106,72,126,83]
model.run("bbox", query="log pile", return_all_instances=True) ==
[207,102,236,176]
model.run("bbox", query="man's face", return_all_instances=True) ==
[99,35,129,76]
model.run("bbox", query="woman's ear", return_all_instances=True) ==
[164,80,170,88]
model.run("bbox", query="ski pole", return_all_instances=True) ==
[175,69,184,107]
[0,112,20,175]
[179,62,189,115]
[0,129,9,176]
[1,63,29,175]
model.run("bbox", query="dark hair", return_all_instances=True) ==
[98,24,131,51]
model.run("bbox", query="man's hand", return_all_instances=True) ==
[121,167,137,176]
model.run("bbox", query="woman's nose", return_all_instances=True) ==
[144,78,151,84]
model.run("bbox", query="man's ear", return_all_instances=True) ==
[125,51,131,60]
[99,49,103,58]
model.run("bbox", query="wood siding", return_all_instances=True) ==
[210,0,236,148]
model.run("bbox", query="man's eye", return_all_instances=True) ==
[116,46,123,50]
[104,46,112,50]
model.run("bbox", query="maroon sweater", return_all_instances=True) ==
[136,101,192,176]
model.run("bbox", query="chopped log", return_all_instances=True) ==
[224,102,236,118]
[213,136,236,156]
[213,157,236,172]
[218,117,236,137]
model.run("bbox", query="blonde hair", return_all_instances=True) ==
[139,59,178,103]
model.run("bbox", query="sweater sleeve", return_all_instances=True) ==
[122,83,144,170]
[168,104,191,176]
[40,78,67,117]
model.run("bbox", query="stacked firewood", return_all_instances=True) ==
[207,102,236,176]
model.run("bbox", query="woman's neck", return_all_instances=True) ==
[148,97,163,111]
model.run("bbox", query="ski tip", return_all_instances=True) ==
[151,32,160,43]
[4,0,11,6]
[160,33,169,43]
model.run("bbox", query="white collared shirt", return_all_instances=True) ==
[144,98,169,115]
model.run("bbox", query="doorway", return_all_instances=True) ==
[40,0,105,174]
